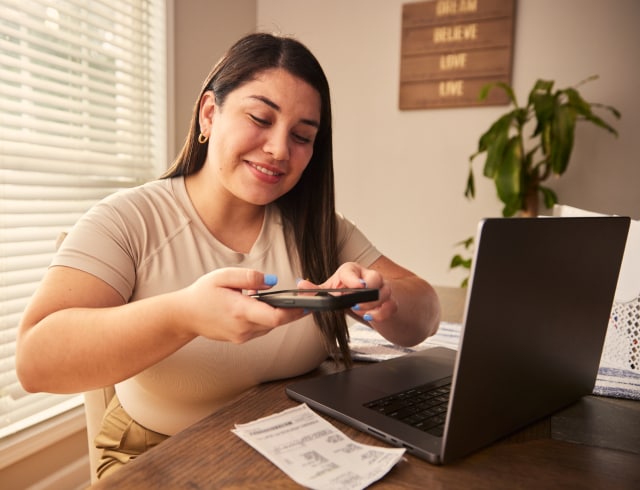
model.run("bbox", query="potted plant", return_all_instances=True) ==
[451,76,620,285]
[465,75,620,217]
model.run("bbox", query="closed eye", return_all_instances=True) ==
[249,114,270,126]
[250,114,313,144]
[292,133,312,144]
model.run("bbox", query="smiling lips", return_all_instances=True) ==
[249,161,283,177]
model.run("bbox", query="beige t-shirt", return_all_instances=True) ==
[53,176,381,434]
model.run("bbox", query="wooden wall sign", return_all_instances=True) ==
[399,0,516,110]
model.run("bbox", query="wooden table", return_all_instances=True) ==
[91,287,640,489]
[90,374,639,489]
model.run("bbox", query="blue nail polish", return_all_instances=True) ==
[359,278,367,287]
[363,313,373,322]
[303,309,310,315]
[352,304,361,311]
[264,274,278,286]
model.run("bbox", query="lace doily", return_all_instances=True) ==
[603,296,640,370]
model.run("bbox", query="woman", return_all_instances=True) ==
[16,33,440,478]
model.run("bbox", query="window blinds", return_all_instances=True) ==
[0,0,167,438]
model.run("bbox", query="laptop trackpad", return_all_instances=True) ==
[287,347,457,405]
[352,347,456,394]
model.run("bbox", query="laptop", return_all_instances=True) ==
[286,216,630,464]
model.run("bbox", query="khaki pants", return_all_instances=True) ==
[95,395,169,480]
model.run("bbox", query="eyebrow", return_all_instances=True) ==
[248,95,320,129]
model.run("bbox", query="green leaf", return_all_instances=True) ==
[573,74,599,88]
[580,111,619,136]
[483,127,509,178]
[540,120,552,158]
[455,236,474,249]
[477,82,493,101]
[464,169,475,199]
[494,136,522,210]
[472,111,515,156]
[530,92,555,137]
[565,89,620,136]
[474,112,514,180]
[502,195,521,217]
[549,105,576,174]
[450,254,472,270]
[530,79,555,96]
[539,185,558,209]
[513,107,530,128]
[564,88,592,115]
[595,103,621,120]
[479,81,518,106]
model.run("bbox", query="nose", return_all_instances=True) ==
[263,127,290,161]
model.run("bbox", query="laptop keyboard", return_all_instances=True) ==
[363,377,452,437]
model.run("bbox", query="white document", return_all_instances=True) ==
[232,403,405,490]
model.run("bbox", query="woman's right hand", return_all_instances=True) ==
[16,266,306,394]
[176,267,307,343]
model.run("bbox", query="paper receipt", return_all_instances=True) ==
[232,403,405,490]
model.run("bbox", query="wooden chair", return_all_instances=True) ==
[84,386,115,483]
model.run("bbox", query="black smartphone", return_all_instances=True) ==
[251,288,379,311]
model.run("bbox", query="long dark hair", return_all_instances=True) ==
[163,33,351,365]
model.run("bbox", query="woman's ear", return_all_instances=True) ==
[198,91,216,138]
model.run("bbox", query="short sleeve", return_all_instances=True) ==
[51,195,138,301]
[336,212,382,267]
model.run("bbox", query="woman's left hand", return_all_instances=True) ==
[297,258,440,347]
[296,262,398,323]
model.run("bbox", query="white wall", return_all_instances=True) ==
[256,0,640,286]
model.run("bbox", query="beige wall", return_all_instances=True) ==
[174,0,640,287]
[172,0,257,154]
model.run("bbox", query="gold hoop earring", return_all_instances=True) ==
[198,133,209,144]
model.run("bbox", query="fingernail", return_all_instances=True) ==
[359,279,367,287]
[363,313,373,322]
[296,278,303,285]
[352,304,361,311]
[264,274,278,286]
[303,309,310,315]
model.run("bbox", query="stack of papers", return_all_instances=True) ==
[349,321,462,361]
